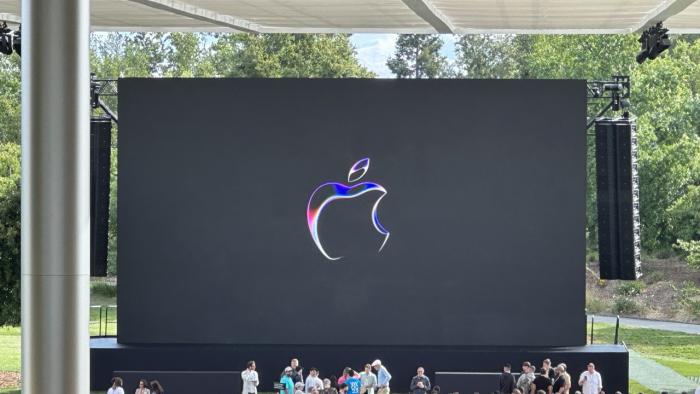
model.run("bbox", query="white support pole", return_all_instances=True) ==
[21,0,91,392]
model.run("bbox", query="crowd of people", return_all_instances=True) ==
[106,377,165,394]
[243,358,404,394]
[499,359,602,394]
[104,357,604,394]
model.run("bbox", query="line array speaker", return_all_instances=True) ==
[595,117,641,280]
[91,116,112,277]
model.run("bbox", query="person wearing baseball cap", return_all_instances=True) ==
[280,367,295,394]
[371,360,392,394]
[295,381,306,394]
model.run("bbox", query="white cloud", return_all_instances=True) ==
[350,34,398,78]
[351,34,458,78]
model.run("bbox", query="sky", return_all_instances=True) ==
[349,34,457,77]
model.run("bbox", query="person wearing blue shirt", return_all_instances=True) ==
[280,367,296,394]
[372,360,392,394]
[345,370,361,394]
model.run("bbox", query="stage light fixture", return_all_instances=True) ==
[636,22,670,64]
[0,22,20,57]
[0,23,12,56]
[12,29,20,56]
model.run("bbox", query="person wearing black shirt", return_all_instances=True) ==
[533,368,553,394]
[499,363,516,394]
[541,360,555,380]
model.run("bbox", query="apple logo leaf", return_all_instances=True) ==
[348,158,370,182]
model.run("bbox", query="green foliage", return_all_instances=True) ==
[0,55,20,144]
[667,185,700,241]
[677,281,700,316]
[454,35,521,78]
[612,296,641,314]
[0,143,20,325]
[633,39,700,250]
[387,35,447,78]
[643,270,664,284]
[615,281,645,296]
[585,295,607,314]
[675,239,700,268]
[211,34,374,78]
[91,281,117,299]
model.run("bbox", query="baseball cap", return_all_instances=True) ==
[371,360,381,367]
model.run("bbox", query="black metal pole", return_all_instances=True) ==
[590,315,595,344]
[614,315,620,344]
[587,101,613,130]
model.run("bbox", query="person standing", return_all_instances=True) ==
[553,364,571,394]
[410,367,431,394]
[498,363,515,394]
[533,368,553,394]
[345,369,362,394]
[107,377,125,394]
[372,360,392,394]
[578,364,602,394]
[149,381,164,394]
[291,359,304,384]
[242,361,260,394]
[281,367,296,394]
[306,368,325,393]
[323,378,339,394]
[135,379,150,394]
[360,364,378,394]
[338,368,352,386]
[542,360,555,380]
[516,362,535,394]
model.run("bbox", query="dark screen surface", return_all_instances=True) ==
[118,78,586,346]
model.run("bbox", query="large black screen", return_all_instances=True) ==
[118,78,586,346]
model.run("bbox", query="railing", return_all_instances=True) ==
[588,314,621,345]
[90,304,117,337]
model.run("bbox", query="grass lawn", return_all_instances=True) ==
[590,323,700,378]
[0,327,19,372]
[628,379,655,393]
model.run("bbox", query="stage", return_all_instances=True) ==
[91,338,628,392]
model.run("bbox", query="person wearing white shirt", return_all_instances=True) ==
[578,363,602,394]
[107,377,125,394]
[360,363,377,394]
[242,360,260,394]
[305,368,324,393]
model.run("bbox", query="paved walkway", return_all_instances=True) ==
[588,315,700,335]
[628,349,698,393]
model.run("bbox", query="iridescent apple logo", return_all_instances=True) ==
[306,158,390,261]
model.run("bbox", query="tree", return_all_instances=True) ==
[387,34,447,78]
[454,34,519,78]
[0,142,20,325]
[210,34,373,78]
[0,55,20,144]
[164,33,216,77]
[632,38,700,251]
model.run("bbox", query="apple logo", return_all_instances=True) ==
[306,158,390,260]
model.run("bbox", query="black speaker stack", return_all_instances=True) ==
[595,117,641,280]
[90,116,112,277]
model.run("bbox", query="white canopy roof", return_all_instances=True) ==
[1,0,699,34]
